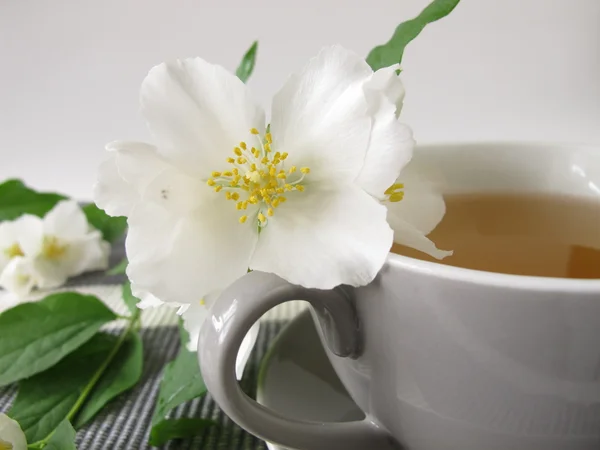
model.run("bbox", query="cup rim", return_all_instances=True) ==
[387,141,600,293]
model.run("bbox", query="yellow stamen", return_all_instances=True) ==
[237,157,247,164]
[265,132,272,144]
[281,152,288,160]
[42,236,67,260]
[295,185,305,192]
[300,167,310,174]
[207,179,216,186]
[234,147,242,156]
[240,142,247,150]
[225,192,232,200]
[258,213,266,223]
[214,186,223,192]
[250,128,260,135]
[267,208,274,216]
[199,298,206,306]
[231,192,240,201]
[277,173,286,179]
[5,243,23,258]
[389,192,404,202]
[236,202,244,210]
[226,157,235,163]
[211,171,222,177]
[223,171,233,177]
[384,183,404,195]
[239,215,248,223]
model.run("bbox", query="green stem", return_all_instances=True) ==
[29,310,140,449]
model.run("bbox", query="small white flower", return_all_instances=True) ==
[22,200,110,289]
[0,257,38,298]
[0,200,110,296]
[95,45,417,304]
[0,414,27,450]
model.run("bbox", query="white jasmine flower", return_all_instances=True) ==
[19,200,110,289]
[0,215,40,273]
[0,201,110,296]
[0,414,27,450]
[0,257,38,298]
[95,45,418,305]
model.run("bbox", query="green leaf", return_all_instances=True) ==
[0,179,66,221]
[107,257,128,275]
[120,281,140,316]
[73,332,143,428]
[149,418,214,447]
[152,323,207,422]
[10,333,117,443]
[0,293,117,386]
[366,0,461,71]
[82,204,127,243]
[44,420,77,450]
[235,41,258,83]
[150,322,210,444]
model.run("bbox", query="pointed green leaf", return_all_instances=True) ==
[120,281,140,316]
[107,257,128,275]
[74,332,143,428]
[366,0,461,71]
[150,322,211,445]
[0,179,66,221]
[44,420,77,450]
[149,418,214,447]
[82,204,127,243]
[152,323,207,423]
[9,334,117,443]
[235,41,258,83]
[0,293,117,386]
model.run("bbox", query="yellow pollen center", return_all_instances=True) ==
[4,243,24,259]
[0,439,13,450]
[385,183,404,202]
[208,128,310,226]
[42,236,68,260]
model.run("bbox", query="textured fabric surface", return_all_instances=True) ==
[0,321,287,449]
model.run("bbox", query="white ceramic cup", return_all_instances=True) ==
[199,142,600,450]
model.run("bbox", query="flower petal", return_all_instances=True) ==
[363,65,406,117]
[125,193,258,305]
[43,200,89,238]
[387,215,452,260]
[13,215,44,259]
[250,184,392,288]
[386,164,452,259]
[0,413,27,450]
[270,45,373,184]
[140,58,265,178]
[356,101,414,198]
[0,257,38,297]
[94,153,138,217]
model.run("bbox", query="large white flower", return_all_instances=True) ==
[0,200,110,296]
[0,414,27,450]
[95,45,421,305]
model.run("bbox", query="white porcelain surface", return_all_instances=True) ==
[257,310,364,450]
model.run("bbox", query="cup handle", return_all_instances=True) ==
[198,271,400,450]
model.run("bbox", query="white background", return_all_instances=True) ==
[1,0,599,199]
